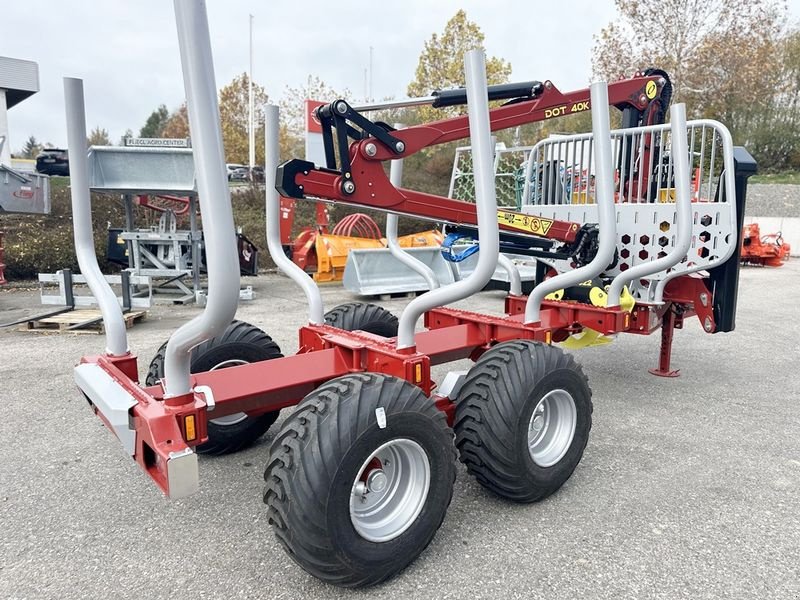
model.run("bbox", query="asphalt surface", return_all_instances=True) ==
[1,263,798,600]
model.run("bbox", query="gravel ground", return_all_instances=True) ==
[745,183,800,218]
[0,263,798,600]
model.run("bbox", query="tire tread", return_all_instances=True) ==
[264,373,455,587]
[454,341,592,502]
[144,320,283,455]
[324,302,398,337]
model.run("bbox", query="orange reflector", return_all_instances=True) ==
[545,331,552,345]
[184,415,197,442]
[624,314,630,328]
[414,363,423,383]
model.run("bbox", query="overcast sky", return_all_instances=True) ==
[2,0,800,151]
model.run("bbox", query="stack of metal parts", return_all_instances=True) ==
[88,145,203,304]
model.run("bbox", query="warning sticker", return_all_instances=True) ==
[497,210,554,236]
[645,80,658,100]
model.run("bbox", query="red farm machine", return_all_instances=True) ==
[740,222,790,267]
[70,0,755,589]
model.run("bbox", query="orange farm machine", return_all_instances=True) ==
[740,222,790,267]
[280,199,442,282]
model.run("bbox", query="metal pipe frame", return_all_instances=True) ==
[606,103,693,306]
[653,119,737,298]
[396,50,500,349]
[497,253,523,296]
[265,104,325,324]
[519,117,738,287]
[63,77,128,356]
[385,123,440,292]
[524,82,618,324]
[163,0,241,397]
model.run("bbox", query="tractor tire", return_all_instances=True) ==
[324,302,398,337]
[264,373,456,588]
[145,320,283,456]
[454,340,592,503]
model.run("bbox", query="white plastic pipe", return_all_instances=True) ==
[163,0,241,397]
[264,104,325,324]
[63,77,128,357]
[396,50,500,349]
[497,253,522,296]
[607,103,693,306]
[386,123,439,292]
[525,82,618,324]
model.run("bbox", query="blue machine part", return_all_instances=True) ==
[441,232,479,263]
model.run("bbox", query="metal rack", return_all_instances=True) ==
[87,145,203,303]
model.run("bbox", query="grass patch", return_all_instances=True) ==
[749,171,800,184]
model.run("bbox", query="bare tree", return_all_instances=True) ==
[87,126,110,147]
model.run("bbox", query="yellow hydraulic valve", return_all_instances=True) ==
[546,278,635,349]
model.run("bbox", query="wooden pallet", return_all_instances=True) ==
[22,309,147,334]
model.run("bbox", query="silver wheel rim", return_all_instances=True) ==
[208,359,248,426]
[528,389,577,467]
[349,438,431,543]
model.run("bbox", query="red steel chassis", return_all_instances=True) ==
[82,274,710,496]
[79,73,723,497]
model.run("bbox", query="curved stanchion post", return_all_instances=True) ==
[497,253,522,296]
[607,103,693,306]
[264,104,325,324]
[388,214,440,286]
[64,78,128,357]
[396,50,500,350]
[163,0,241,397]
[386,123,439,292]
[524,82,618,324]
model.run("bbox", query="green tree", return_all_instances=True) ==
[592,0,786,102]
[139,104,170,138]
[394,10,514,196]
[119,128,134,145]
[278,76,350,160]
[161,104,189,139]
[21,135,41,158]
[407,10,512,123]
[87,126,110,147]
[736,28,800,170]
[592,0,796,169]
[218,72,270,165]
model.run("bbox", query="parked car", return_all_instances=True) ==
[36,148,70,176]
[226,163,248,181]
[250,165,265,182]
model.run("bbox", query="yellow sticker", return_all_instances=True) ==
[645,80,657,100]
[497,210,554,236]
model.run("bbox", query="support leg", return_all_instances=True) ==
[123,194,135,270]
[648,306,680,378]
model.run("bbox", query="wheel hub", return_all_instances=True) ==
[527,389,577,468]
[349,438,431,543]
[366,469,388,493]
